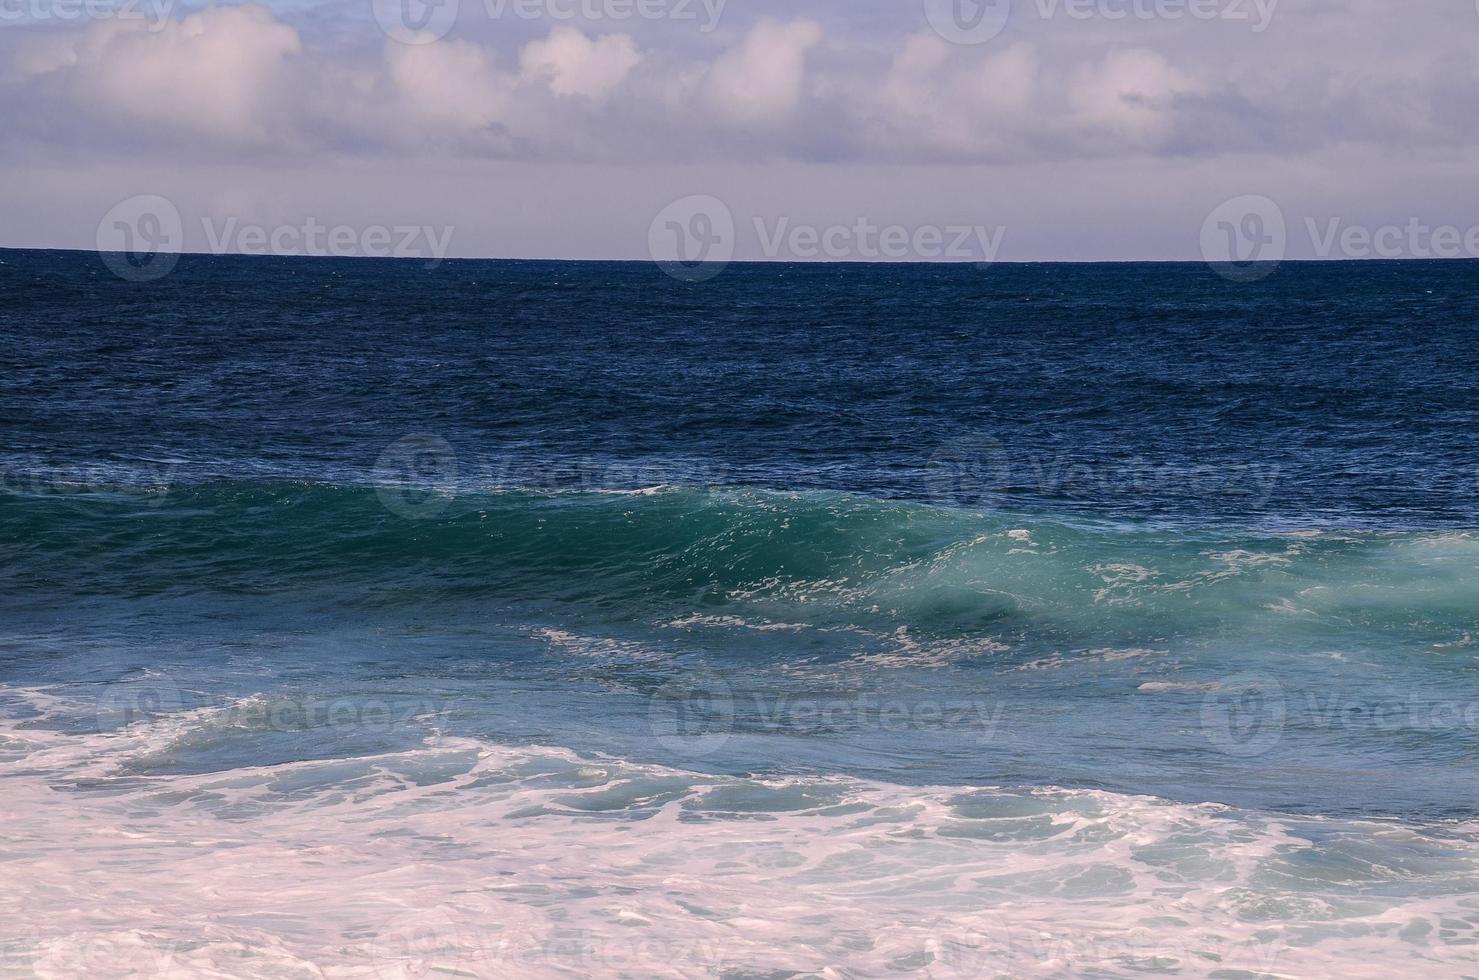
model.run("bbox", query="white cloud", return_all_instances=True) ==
[0,1,1476,169]
[959,42,1037,115]
[705,19,822,126]
[8,1,1479,259]
[1068,49,1202,139]
[385,38,508,134]
[66,5,300,143]
[519,27,641,101]
[870,35,1038,158]
[893,32,948,78]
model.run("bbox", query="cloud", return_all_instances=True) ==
[64,5,301,144]
[7,0,1479,261]
[1,0,1478,168]
[960,42,1037,116]
[385,38,507,134]
[1068,49,1202,140]
[520,27,641,101]
[869,35,1041,158]
[704,18,822,125]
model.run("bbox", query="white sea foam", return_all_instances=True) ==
[534,628,665,662]
[1137,680,1222,693]
[3,689,1478,978]
[664,614,810,633]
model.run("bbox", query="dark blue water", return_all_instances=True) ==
[4,248,1479,975]
[5,249,1477,527]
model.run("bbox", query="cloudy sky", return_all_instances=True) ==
[2,0,1478,262]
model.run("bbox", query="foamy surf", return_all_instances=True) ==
[4,693,1478,979]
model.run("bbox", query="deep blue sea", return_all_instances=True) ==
[3,248,1478,977]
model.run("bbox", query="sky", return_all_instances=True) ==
[3,0,1479,264]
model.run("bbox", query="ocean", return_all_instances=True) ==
[3,248,1478,977]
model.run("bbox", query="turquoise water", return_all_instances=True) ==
[3,251,1478,976]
